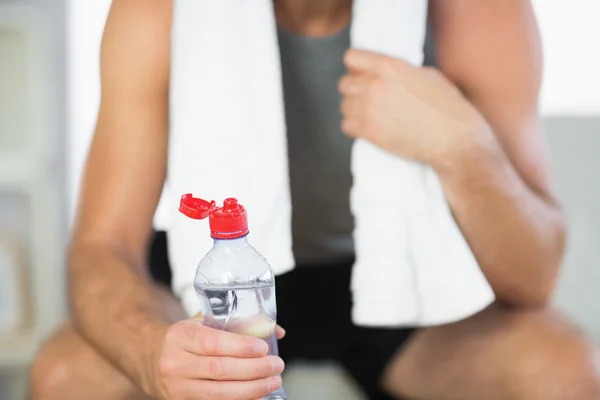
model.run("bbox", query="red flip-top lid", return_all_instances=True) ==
[179,194,249,239]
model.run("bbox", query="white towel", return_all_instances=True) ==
[166,0,495,327]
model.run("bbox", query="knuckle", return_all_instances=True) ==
[201,331,220,355]
[260,358,275,375]
[158,354,176,377]
[364,101,377,120]
[358,115,369,130]
[206,358,226,380]
[261,376,281,395]
[243,335,260,352]
[341,118,352,134]
[245,381,266,399]
[364,117,377,135]
[164,324,180,343]
[368,77,386,96]
[424,66,444,80]
[182,321,204,348]
[377,58,396,76]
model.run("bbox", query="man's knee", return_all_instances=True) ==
[508,332,600,400]
[29,324,79,399]
[29,322,148,400]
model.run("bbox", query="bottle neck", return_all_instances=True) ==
[212,235,249,248]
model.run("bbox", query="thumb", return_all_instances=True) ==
[193,312,204,323]
[275,325,286,340]
[344,49,389,74]
[344,48,413,76]
[193,312,285,339]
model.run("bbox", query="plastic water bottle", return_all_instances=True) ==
[179,194,287,400]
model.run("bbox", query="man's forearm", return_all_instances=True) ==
[68,240,178,395]
[435,135,565,307]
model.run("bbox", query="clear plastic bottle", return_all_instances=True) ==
[179,194,287,400]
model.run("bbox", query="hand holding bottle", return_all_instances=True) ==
[175,194,289,399]
[152,314,286,400]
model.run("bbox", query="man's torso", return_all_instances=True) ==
[278,24,355,267]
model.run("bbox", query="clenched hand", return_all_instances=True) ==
[339,49,495,170]
[152,315,286,400]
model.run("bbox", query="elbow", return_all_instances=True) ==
[66,246,87,331]
[553,206,568,268]
[497,275,557,308]
[499,209,566,308]
[539,203,568,303]
[512,278,558,308]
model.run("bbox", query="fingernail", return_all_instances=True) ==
[254,339,269,354]
[267,375,283,391]
[271,357,285,373]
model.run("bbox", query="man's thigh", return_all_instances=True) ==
[382,304,600,400]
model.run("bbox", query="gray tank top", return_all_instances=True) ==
[277,25,355,266]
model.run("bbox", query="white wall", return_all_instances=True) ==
[545,118,600,343]
[532,0,600,115]
[67,0,110,224]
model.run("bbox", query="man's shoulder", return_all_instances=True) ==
[104,0,172,44]
[101,0,172,89]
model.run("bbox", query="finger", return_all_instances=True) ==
[196,375,283,400]
[182,355,285,381]
[193,312,204,323]
[338,73,369,95]
[344,48,413,76]
[341,117,361,137]
[340,95,362,118]
[275,325,286,340]
[171,320,269,357]
[422,66,447,81]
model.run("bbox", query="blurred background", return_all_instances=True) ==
[0,0,599,399]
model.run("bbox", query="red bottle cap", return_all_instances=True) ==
[179,194,249,239]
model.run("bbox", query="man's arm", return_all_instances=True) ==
[429,0,565,306]
[68,0,176,393]
[68,3,284,398]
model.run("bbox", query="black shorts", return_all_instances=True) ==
[149,232,415,400]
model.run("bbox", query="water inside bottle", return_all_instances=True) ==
[197,282,287,399]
